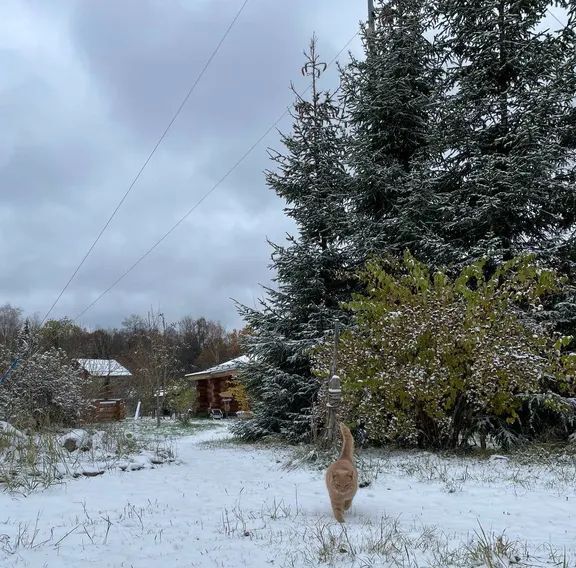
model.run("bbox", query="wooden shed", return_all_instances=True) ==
[75,358,133,422]
[185,356,248,416]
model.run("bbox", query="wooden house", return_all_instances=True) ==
[76,358,133,422]
[185,356,249,416]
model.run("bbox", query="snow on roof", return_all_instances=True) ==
[185,355,249,379]
[75,358,132,377]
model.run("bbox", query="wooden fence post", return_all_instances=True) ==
[325,323,342,447]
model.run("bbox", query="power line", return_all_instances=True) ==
[0,30,358,387]
[40,0,250,326]
[2,0,250,386]
[547,7,568,30]
[61,8,573,325]
[73,32,360,322]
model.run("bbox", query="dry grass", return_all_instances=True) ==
[218,492,571,567]
[0,418,201,493]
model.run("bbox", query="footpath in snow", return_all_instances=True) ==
[1,422,575,567]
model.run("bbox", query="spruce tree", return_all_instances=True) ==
[433,0,576,267]
[233,39,353,441]
[341,0,442,263]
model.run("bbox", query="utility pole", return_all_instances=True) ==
[155,312,166,428]
[368,0,375,36]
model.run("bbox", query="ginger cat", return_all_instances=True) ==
[325,422,358,522]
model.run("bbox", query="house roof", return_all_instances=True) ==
[185,355,249,380]
[75,358,132,377]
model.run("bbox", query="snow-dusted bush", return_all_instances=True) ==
[164,378,197,424]
[0,347,88,430]
[315,253,576,450]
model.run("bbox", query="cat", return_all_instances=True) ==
[325,422,358,523]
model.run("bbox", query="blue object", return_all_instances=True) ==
[0,358,20,385]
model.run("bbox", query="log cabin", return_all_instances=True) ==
[185,355,249,417]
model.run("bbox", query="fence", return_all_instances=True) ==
[87,399,126,423]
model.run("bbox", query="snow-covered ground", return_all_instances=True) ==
[1,422,575,567]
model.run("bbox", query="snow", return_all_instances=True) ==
[75,358,132,377]
[0,421,26,441]
[185,355,250,378]
[1,423,575,567]
[58,429,91,451]
[488,454,509,462]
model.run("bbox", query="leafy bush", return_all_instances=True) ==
[225,379,250,412]
[164,378,197,424]
[314,253,576,450]
[0,346,89,430]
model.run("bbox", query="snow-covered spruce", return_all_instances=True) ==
[233,39,353,442]
[432,0,576,269]
[340,0,442,264]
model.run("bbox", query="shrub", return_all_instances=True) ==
[0,347,88,430]
[164,378,197,424]
[314,253,576,450]
[225,379,250,412]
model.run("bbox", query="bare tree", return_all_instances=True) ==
[0,304,23,350]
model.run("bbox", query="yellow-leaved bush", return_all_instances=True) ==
[314,253,576,449]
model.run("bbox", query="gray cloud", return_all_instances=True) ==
[1,0,365,331]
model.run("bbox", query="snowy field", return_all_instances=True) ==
[1,421,575,567]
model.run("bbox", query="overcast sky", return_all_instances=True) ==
[1,0,366,331]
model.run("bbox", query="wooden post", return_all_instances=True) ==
[326,374,342,447]
[155,374,162,427]
[368,0,375,36]
[330,322,340,379]
[156,312,166,428]
[325,323,342,447]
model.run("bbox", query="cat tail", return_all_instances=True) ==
[339,422,354,462]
